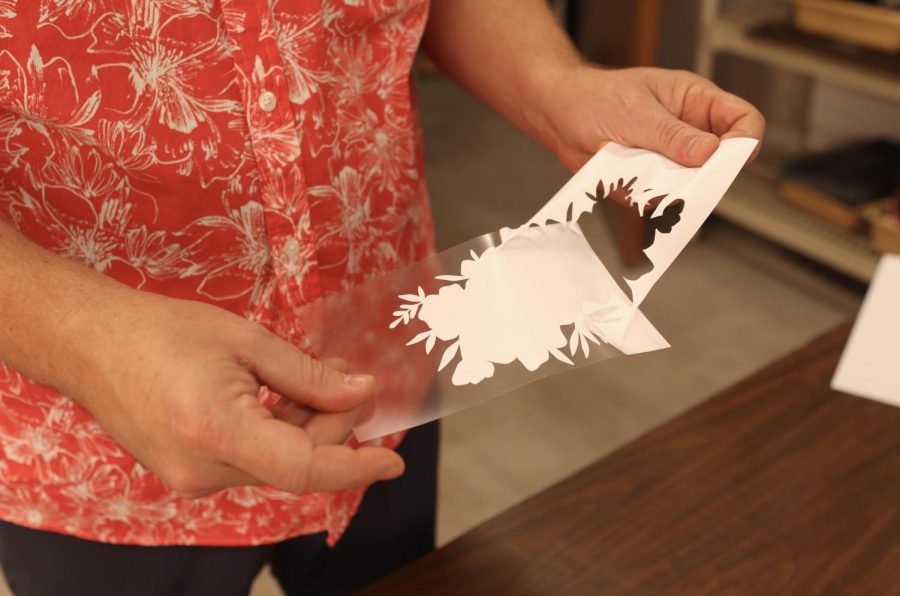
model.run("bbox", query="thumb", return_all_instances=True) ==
[243,328,374,412]
[639,104,719,167]
[227,407,403,494]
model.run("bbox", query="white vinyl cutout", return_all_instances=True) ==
[392,222,649,386]
[296,138,757,441]
[390,138,758,389]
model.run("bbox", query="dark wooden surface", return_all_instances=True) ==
[364,323,900,595]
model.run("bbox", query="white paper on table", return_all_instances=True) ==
[831,255,900,406]
[296,138,759,441]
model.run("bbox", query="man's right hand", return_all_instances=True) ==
[0,217,402,498]
[72,289,404,498]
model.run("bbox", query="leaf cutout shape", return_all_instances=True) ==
[569,328,579,356]
[406,331,431,346]
[389,319,402,329]
[425,334,436,354]
[581,328,601,346]
[436,275,467,282]
[438,341,460,372]
[399,294,420,302]
[550,347,573,365]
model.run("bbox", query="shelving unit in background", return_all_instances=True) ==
[696,0,900,282]
[718,154,879,281]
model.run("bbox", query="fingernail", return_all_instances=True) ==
[379,460,405,480]
[344,374,372,387]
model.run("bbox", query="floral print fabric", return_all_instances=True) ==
[0,0,434,546]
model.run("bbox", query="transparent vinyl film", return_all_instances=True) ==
[295,138,758,441]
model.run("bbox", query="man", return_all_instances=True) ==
[0,0,764,594]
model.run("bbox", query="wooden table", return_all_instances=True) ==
[364,324,900,594]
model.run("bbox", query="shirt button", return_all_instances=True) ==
[258,90,277,113]
[284,237,300,257]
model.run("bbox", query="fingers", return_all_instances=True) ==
[227,405,402,493]
[683,83,765,160]
[272,398,366,447]
[712,92,766,161]
[161,454,262,500]
[322,357,350,373]
[270,398,312,426]
[245,329,374,412]
[176,463,261,499]
[303,402,367,446]
[639,101,720,167]
[305,445,404,493]
[268,356,353,432]
[710,92,766,140]
[643,73,763,164]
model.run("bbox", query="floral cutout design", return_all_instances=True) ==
[391,218,628,386]
[390,139,759,387]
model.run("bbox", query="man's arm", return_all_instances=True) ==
[0,217,129,396]
[422,0,582,152]
[0,216,403,496]
[423,0,765,170]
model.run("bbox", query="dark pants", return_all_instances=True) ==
[0,422,439,596]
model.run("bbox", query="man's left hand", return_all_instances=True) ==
[536,66,766,171]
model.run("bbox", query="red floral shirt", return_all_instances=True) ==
[0,0,434,546]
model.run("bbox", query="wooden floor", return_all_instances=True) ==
[0,74,864,596]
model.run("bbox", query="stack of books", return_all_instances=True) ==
[778,139,900,253]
